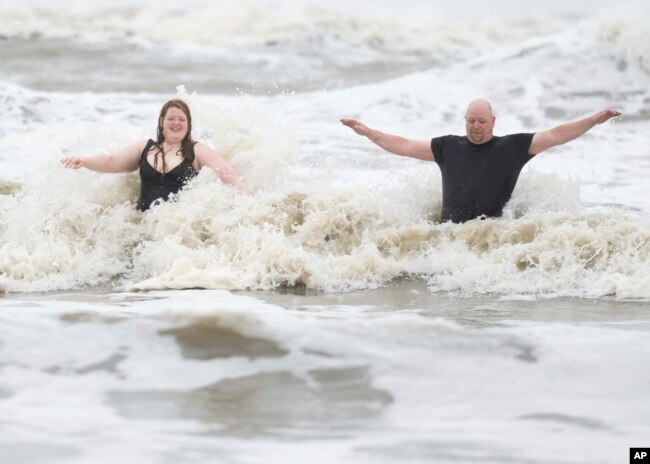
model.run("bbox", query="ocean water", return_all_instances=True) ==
[0,0,649,462]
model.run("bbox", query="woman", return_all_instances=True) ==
[61,99,248,211]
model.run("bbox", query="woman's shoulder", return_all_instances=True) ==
[192,141,219,157]
[113,139,153,160]
[130,138,154,151]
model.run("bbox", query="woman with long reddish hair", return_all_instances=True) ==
[61,99,248,211]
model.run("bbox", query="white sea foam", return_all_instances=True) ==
[2,150,648,298]
[1,69,648,298]
[597,6,650,74]
[0,1,574,56]
[2,0,647,71]
[0,1,648,300]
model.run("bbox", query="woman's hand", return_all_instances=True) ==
[60,157,85,169]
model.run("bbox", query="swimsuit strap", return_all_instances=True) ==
[140,139,156,162]
[189,142,196,164]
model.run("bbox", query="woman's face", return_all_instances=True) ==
[161,107,189,143]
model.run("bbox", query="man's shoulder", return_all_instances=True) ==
[432,134,465,144]
[494,133,535,150]
[495,133,536,163]
[434,134,464,140]
[499,133,535,142]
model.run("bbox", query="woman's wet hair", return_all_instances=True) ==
[153,99,196,173]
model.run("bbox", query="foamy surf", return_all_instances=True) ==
[1,70,648,298]
[2,156,648,299]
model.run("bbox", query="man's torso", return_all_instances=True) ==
[431,134,534,223]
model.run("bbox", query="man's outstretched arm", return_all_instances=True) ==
[529,109,621,155]
[340,118,434,161]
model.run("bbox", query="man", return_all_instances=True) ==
[341,99,621,223]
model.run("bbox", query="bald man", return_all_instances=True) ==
[341,99,621,223]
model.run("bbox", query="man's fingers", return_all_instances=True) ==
[603,109,621,119]
[594,109,622,124]
[341,119,364,134]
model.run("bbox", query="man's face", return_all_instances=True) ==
[465,106,495,144]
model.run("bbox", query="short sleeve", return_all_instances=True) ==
[508,133,535,167]
[431,136,448,166]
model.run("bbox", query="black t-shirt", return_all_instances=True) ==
[431,134,535,223]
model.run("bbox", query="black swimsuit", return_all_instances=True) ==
[137,139,197,211]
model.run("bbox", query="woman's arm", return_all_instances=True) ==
[60,140,146,173]
[194,143,251,194]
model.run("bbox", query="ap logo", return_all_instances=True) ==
[631,449,650,462]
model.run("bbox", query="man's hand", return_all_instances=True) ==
[591,109,622,125]
[340,118,371,137]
